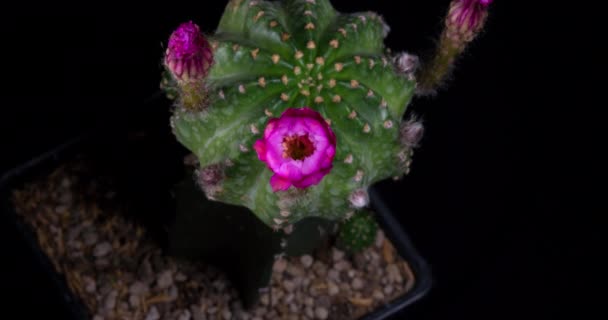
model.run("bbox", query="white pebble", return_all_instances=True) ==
[289,303,299,313]
[129,294,140,308]
[284,293,295,304]
[169,285,179,300]
[145,306,160,320]
[351,278,364,290]
[103,290,117,311]
[305,307,314,319]
[222,309,232,320]
[129,281,149,295]
[300,255,314,268]
[260,293,269,305]
[315,307,329,319]
[93,242,112,257]
[383,285,394,295]
[334,261,350,271]
[157,270,174,289]
[175,272,188,282]
[83,276,96,293]
[178,310,192,320]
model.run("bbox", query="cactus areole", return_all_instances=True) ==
[163,0,429,229]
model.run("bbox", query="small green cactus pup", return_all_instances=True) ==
[337,210,378,253]
[162,0,490,229]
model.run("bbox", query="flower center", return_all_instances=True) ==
[282,134,315,160]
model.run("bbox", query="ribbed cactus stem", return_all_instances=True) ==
[160,0,489,229]
[416,0,492,95]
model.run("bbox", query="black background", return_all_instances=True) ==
[0,1,602,319]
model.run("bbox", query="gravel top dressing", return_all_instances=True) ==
[12,158,415,320]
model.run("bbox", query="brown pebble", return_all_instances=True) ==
[382,240,395,264]
[332,248,345,261]
[327,269,340,281]
[286,265,305,277]
[387,264,403,284]
[351,278,365,290]
[273,258,288,273]
[327,281,339,296]
[283,279,296,292]
[372,289,385,301]
[375,230,385,248]
[83,232,98,246]
[348,297,373,307]
[95,258,110,268]
[304,296,314,307]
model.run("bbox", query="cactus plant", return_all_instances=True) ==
[337,210,378,253]
[162,0,492,306]
[164,0,416,229]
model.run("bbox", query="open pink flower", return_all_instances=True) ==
[165,21,213,82]
[253,107,336,192]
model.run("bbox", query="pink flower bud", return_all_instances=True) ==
[253,107,337,192]
[165,21,213,82]
[445,0,492,45]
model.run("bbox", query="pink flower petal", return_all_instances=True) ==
[253,140,267,161]
[270,174,292,191]
[292,166,332,189]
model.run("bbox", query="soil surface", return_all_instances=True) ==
[12,159,415,320]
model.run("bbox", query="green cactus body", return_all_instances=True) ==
[337,210,378,253]
[165,0,416,228]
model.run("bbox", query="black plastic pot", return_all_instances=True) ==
[0,95,432,320]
